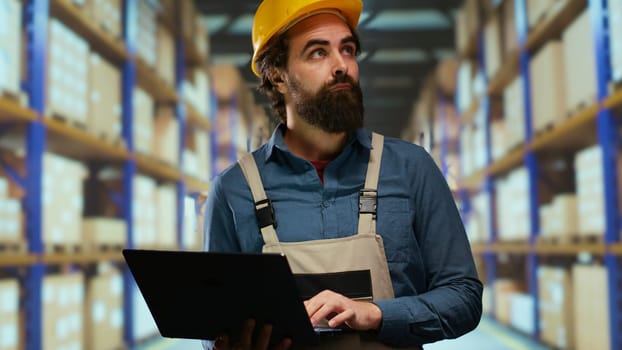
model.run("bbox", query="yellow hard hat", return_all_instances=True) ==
[251,0,363,77]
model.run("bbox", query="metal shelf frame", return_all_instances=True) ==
[455,0,621,347]
[8,0,217,348]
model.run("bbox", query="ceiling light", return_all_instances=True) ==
[366,9,450,30]
[370,49,428,63]
[203,15,229,34]
[228,14,255,34]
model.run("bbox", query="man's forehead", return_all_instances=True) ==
[286,12,353,42]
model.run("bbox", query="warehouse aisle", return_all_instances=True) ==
[134,317,551,350]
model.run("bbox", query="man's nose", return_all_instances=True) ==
[332,53,348,77]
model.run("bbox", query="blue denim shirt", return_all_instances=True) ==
[203,125,482,347]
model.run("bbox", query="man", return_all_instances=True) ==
[203,0,482,349]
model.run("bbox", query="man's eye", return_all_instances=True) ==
[310,49,326,58]
[343,46,356,56]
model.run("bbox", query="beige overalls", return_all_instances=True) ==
[239,133,421,349]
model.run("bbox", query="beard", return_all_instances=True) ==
[288,75,364,133]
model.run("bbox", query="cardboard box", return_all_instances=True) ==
[494,279,521,325]
[0,198,22,243]
[530,41,565,133]
[82,218,127,246]
[133,175,157,248]
[156,185,177,248]
[156,24,175,87]
[609,0,622,82]
[0,279,19,350]
[87,0,122,38]
[502,0,518,55]
[136,0,157,67]
[563,9,597,113]
[538,266,573,349]
[503,76,525,149]
[484,13,502,79]
[573,264,609,350]
[42,153,87,245]
[0,0,22,95]
[153,107,180,166]
[43,273,85,350]
[510,293,535,335]
[85,270,123,350]
[133,88,154,155]
[88,53,122,141]
[47,19,89,125]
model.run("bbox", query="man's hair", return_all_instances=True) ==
[254,29,361,124]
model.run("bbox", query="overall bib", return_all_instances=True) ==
[238,133,421,350]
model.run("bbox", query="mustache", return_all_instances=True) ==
[327,75,357,87]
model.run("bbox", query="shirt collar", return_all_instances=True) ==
[264,124,373,162]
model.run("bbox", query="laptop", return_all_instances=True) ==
[123,249,320,346]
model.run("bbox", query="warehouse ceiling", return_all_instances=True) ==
[196,0,462,139]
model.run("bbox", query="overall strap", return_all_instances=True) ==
[358,133,384,235]
[238,153,280,245]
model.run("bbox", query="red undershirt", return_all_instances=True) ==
[310,159,330,184]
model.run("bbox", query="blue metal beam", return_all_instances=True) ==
[589,0,621,348]
[122,0,137,346]
[24,0,48,349]
[176,19,187,248]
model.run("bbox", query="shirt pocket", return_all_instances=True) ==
[378,197,414,263]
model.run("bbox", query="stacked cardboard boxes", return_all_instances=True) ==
[0,0,21,96]
[454,0,481,54]
[502,76,525,150]
[574,145,605,236]
[133,175,157,248]
[85,267,124,350]
[88,53,122,142]
[609,0,622,83]
[43,273,85,350]
[538,266,574,349]
[0,279,19,350]
[494,279,522,325]
[133,88,155,155]
[156,184,177,248]
[87,0,122,39]
[484,13,502,79]
[81,217,127,247]
[572,264,610,350]
[563,9,597,113]
[530,41,566,133]
[495,167,530,241]
[42,153,87,246]
[510,293,535,335]
[183,67,211,118]
[47,19,89,125]
[156,24,175,87]
[465,192,491,243]
[136,0,158,68]
[0,177,22,245]
[153,105,180,166]
[182,196,200,250]
[539,194,578,239]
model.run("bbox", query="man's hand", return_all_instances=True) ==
[213,319,291,350]
[304,290,383,331]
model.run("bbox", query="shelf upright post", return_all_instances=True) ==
[23,1,48,349]
[515,0,540,339]
[121,0,138,346]
[589,0,622,348]
[175,17,187,250]
[476,28,498,320]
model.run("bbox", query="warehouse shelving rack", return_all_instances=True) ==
[0,0,215,348]
[454,0,622,347]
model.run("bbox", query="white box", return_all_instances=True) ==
[0,0,22,95]
[563,9,597,112]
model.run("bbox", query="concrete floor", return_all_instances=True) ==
[134,316,551,350]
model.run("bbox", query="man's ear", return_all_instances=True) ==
[269,70,288,94]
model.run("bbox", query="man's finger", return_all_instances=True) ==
[255,324,272,350]
[328,309,354,328]
[239,319,255,347]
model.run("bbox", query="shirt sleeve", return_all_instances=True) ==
[203,175,241,253]
[374,152,483,347]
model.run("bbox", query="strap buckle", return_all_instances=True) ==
[255,198,277,229]
[358,189,377,219]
